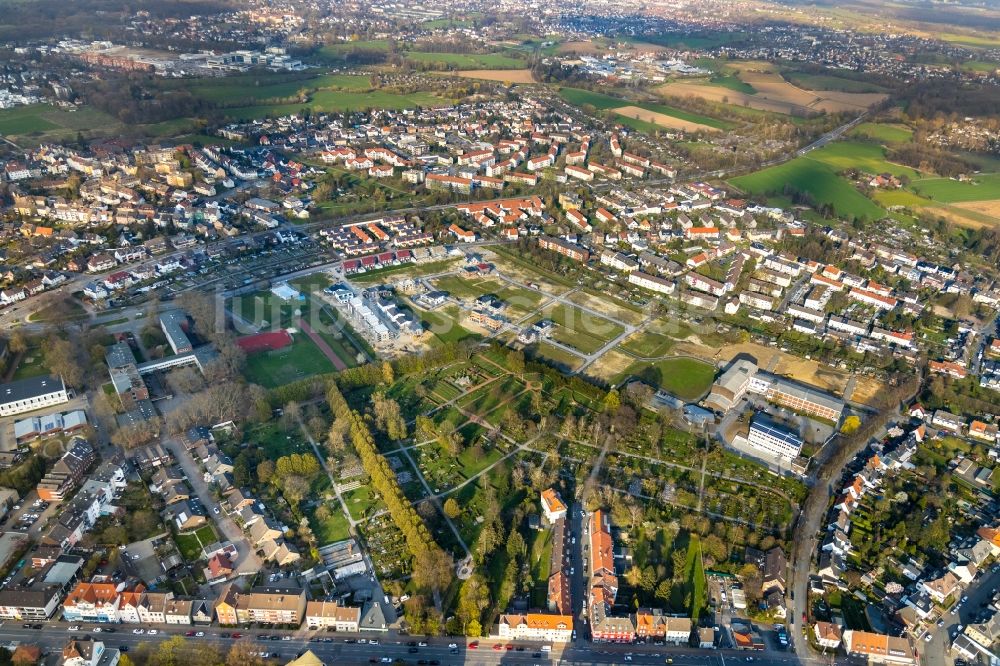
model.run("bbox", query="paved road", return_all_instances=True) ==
[0,623,870,666]
[923,566,1000,666]
[164,439,262,576]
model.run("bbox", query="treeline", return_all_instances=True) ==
[326,383,454,596]
[83,78,214,126]
[899,78,1000,120]
[0,0,234,43]
[888,143,976,179]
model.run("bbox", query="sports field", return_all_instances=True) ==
[243,335,336,387]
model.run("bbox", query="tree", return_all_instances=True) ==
[281,474,310,507]
[257,460,275,485]
[43,336,84,387]
[603,388,621,413]
[443,498,461,519]
[372,393,407,441]
[841,415,861,435]
[225,641,268,666]
[7,331,27,354]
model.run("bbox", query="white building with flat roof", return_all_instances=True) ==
[747,415,803,461]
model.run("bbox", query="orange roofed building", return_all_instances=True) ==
[540,488,567,523]
[62,582,122,623]
[498,613,573,642]
[843,630,916,665]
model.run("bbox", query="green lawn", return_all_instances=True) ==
[175,524,217,561]
[730,156,884,221]
[535,303,625,355]
[402,51,525,69]
[342,485,383,521]
[911,174,1000,203]
[850,122,913,144]
[620,357,716,401]
[686,535,708,622]
[243,336,336,387]
[11,349,49,381]
[0,104,119,141]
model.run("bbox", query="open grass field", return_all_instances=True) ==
[619,330,678,358]
[730,156,883,221]
[911,174,1000,203]
[402,51,525,69]
[558,87,732,130]
[529,341,583,372]
[0,104,122,143]
[534,303,625,355]
[318,40,391,57]
[243,335,336,387]
[453,69,537,83]
[184,73,371,104]
[850,122,913,144]
[224,89,450,120]
[807,141,921,178]
[619,357,716,401]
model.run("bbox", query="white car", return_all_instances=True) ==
[925,634,933,642]
[196,632,205,637]
[133,629,144,635]
[148,629,158,635]
[68,625,80,631]
[448,643,458,649]
[93,628,102,633]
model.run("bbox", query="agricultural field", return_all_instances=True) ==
[910,174,1000,203]
[850,122,914,144]
[783,71,888,94]
[658,63,887,116]
[453,70,537,83]
[558,87,733,131]
[402,51,525,69]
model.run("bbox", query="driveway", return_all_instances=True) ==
[164,438,262,575]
